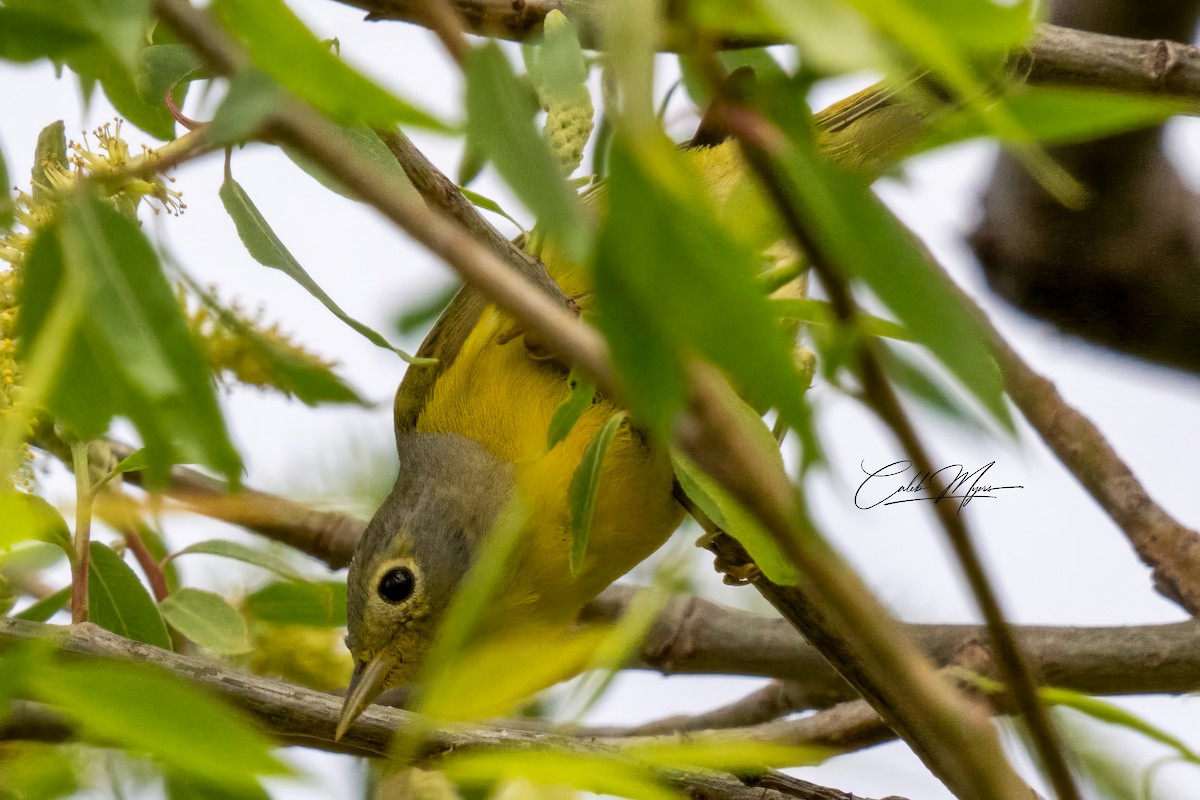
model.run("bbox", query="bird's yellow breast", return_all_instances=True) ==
[413,304,683,620]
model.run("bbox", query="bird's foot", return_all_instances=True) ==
[496,295,584,362]
[695,530,762,586]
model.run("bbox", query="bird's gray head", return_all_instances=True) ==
[338,432,514,737]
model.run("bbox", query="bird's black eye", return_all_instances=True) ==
[377,566,415,604]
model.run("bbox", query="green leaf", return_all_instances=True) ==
[218,175,431,366]
[0,493,71,551]
[280,124,417,204]
[421,626,608,722]
[465,43,591,260]
[0,741,79,799]
[88,541,172,649]
[0,7,93,63]
[169,539,308,582]
[137,43,207,105]
[78,0,149,77]
[441,750,674,800]
[395,282,460,337]
[1039,687,1200,764]
[14,586,71,622]
[547,373,596,449]
[622,738,828,771]
[919,86,1192,151]
[211,0,449,130]
[56,195,242,479]
[31,120,67,203]
[765,91,1012,430]
[160,588,251,655]
[670,382,798,585]
[28,658,287,789]
[166,771,271,800]
[595,136,815,452]
[110,447,152,476]
[243,580,346,627]
[209,70,284,145]
[567,412,624,574]
[771,297,912,341]
[879,342,990,433]
[457,185,526,232]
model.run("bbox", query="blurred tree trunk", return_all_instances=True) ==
[971,0,1200,373]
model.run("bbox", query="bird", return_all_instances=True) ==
[336,72,944,739]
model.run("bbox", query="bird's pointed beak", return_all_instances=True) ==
[336,652,396,741]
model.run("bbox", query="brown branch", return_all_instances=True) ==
[0,619,907,800]
[31,427,365,570]
[589,584,1200,701]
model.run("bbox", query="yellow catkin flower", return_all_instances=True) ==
[537,10,594,176]
[244,621,353,692]
[183,291,341,399]
[0,118,187,490]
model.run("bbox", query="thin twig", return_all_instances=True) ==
[69,440,92,625]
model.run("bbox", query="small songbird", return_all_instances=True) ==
[337,74,939,738]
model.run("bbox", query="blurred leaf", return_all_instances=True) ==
[0,743,79,799]
[465,43,590,261]
[623,738,828,770]
[394,282,460,337]
[546,373,596,449]
[1038,687,1200,763]
[280,124,416,204]
[166,770,271,800]
[170,539,307,582]
[456,141,487,186]
[764,91,1012,430]
[0,7,93,63]
[421,625,607,721]
[136,43,207,105]
[67,44,177,139]
[771,297,912,341]
[209,69,283,145]
[219,174,430,366]
[77,0,149,76]
[110,447,152,476]
[212,0,449,130]
[160,588,251,655]
[88,541,172,649]
[595,136,814,449]
[754,0,886,73]
[28,658,287,789]
[243,580,346,627]
[0,145,12,229]
[441,751,674,800]
[670,382,798,584]
[31,120,67,203]
[67,195,241,477]
[567,412,624,574]
[0,541,66,574]
[14,586,71,621]
[458,185,526,232]
[879,342,991,433]
[918,86,1193,151]
[0,492,71,551]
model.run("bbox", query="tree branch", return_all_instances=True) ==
[0,618,907,800]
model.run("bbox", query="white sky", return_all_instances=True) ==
[4,3,1200,799]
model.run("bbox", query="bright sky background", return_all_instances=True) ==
[4,3,1200,798]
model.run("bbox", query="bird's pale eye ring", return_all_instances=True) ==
[378,566,416,604]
